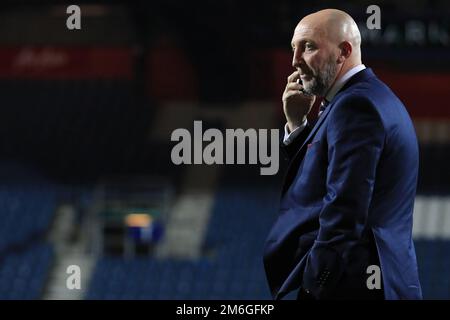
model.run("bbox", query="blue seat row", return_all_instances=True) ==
[0,242,53,299]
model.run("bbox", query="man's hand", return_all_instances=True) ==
[283,71,316,132]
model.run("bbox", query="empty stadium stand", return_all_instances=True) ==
[0,1,449,301]
[0,242,53,300]
[0,162,57,299]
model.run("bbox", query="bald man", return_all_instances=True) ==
[263,9,422,300]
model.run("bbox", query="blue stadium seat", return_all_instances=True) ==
[0,242,53,299]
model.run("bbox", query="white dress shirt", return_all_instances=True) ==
[283,64,366,145]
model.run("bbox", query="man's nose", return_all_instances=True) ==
[292,50,304,68]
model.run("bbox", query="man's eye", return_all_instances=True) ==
[305,43,315,50]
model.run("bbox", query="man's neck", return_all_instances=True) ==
[325,63,365,102]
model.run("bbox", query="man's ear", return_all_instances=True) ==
[337,41,352,63]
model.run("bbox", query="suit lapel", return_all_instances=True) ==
[299,102,333,150]
[281,100,334,195]
[280,68,376,196]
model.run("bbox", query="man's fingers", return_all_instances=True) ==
[283,86,315,101]
[287,71,300,83]
[285,82,302,92]
[283,90,304,100]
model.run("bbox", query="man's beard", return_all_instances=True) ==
[302,56,338,97]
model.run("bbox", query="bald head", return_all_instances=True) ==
[295,9,361,63]
[290,9,362,96]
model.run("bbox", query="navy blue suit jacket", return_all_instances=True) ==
[263,68,422,300]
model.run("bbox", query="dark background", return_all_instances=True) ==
[0,0,449,300]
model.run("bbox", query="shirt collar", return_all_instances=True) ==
[325,64,366,102]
